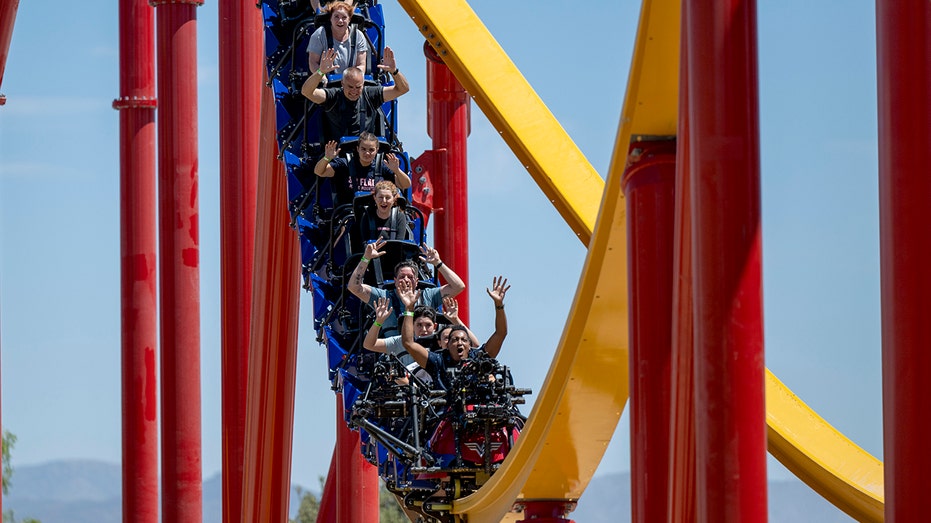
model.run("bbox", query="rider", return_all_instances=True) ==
[398,276,510,391]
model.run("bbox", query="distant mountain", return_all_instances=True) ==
[2,459,855,522]
[1,460,302,523]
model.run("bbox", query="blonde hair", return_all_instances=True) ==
[374,180,398,195]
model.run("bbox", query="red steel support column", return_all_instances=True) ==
[335,395,379,522]
[621,141,676,523]
[114,0,158,521]
[241,85,301,522]
[877,1,931,520]
[668,5,696,518]
[153,0,204,520]
[0,0,18,105]
[686,0,768,520]
[426,45,471,321]
[316,446,339,523]
[218,2,262,522]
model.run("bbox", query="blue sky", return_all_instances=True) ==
[1,0,880,503]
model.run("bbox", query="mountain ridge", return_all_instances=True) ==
[3,459,853,522]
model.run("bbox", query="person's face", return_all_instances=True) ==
[438,328,451,349]
[413,317,436,337]
[446,330,471,362]
[374,189,396,213]
[330,9,350,32]
[357,140,378,165]
[342,74,364,101]
[395,267,417,290]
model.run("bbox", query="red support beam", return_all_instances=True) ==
[316,446,339,523]
[685,0,768,520]
[0,0,18,103]
[241,83,301,522]
[877,1,931,521]
[335,394,379,522]
[668,6,696,518]
[153,1,204,520]
[621,140,676,523]
[217,2,262,522]
[114,0,158,521]
[425,44,471,321]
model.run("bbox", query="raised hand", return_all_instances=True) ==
[486,275,510,306]
[324,140,340,160]
[396,279,420,310]
[378,46,397,73]
[320,48,338,73]
[383,152,400,172]
[374,297,393,323]
[364,237,388,260]
[442,296,459,321]
[419,243,441,266]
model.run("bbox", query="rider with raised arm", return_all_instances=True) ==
[399,276,510,390]
[301,46,410,141]
[347,238,465,337]
[314,132,411,208]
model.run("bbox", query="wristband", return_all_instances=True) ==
[434,261,444,270]
[360,256,369,263]
[403,311,414,317]
[373,321,382,328]
[322,156,331,162]
[316,68,324,76]
[495,304,504,310]
[391,68,399,75]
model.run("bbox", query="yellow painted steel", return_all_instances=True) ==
[396,0,886,521]
[397,0,603,243]
[766,370,884,522]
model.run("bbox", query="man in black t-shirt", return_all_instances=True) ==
[301,46,410,141]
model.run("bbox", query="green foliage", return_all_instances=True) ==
[289,477,409,522]
[2,430,15,496]
[290,485,320,523]
[2,431,42,523]
[378,482,407,523]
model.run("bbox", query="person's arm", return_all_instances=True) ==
[347,238,387,303]
[301,48,338,103]
[398,280,430,369]
[377,47,410,102]
[308,51,322,77]
[383,153,411,190]
[354,49,367,75]
[482,276,510,358]
[442,296,480,348]
[420,243,465,298]
[362,297,392,353]
[314,140,340,178]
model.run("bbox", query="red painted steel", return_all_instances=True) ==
[621,140,676,523]
[0,0,18,99]
[335,395,379,522]
[685,0,768,520]
[218,2,262,522]
[115,0,158,521]
[668,6,697,518]
[426,46,471,322]
[877,1,931,520]
[153,1,204,520]
[241,85,301,522]
[316,446,339,523]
